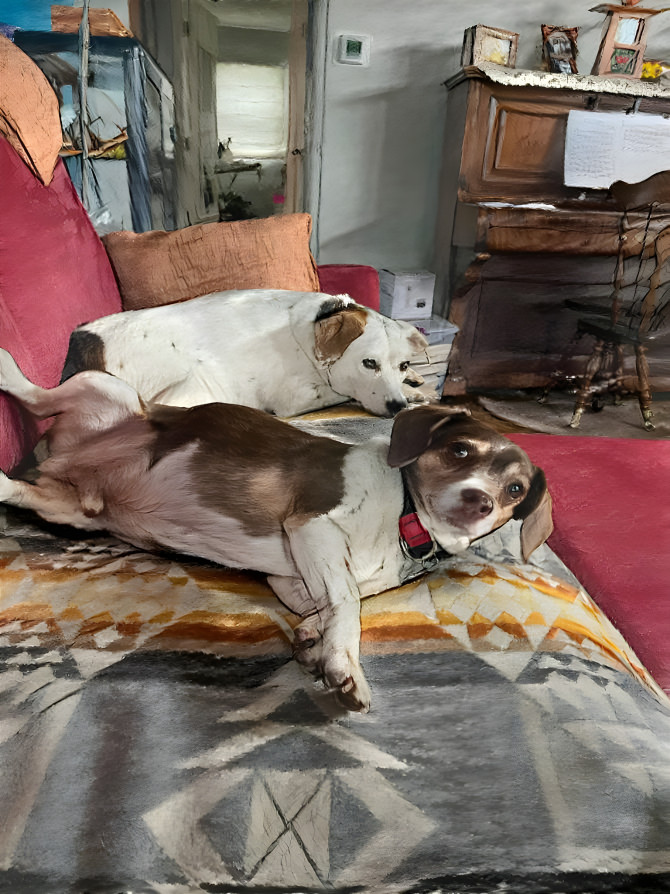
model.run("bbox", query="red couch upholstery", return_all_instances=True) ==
[511,433,670,695]
[0,137,123,472]
[316,264,379,311]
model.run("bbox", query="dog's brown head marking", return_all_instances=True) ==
[60,329,106,383]
[314,303,368,364]
[386,404,473,468]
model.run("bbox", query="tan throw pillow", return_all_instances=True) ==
[0,36,62,185]
[103,213,321,310]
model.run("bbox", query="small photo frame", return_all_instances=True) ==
[461,24,519,68]
[590,6,660,79]
[541,25,579,74]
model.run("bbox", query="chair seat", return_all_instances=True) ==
[577,316,643,346]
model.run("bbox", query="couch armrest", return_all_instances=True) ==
[0,138,122,473]
[316,264,380,311]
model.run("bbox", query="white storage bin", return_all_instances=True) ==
[379,269,435,320]
[412,315,459,347]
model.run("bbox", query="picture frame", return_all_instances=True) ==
[461,24,519,69]
[541,25,579,74]
[590,4,661,79]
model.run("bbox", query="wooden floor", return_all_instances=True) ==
[441,395,535,435]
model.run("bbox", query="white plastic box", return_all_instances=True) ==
[408,317,459,401]
[379,269,435,320]
[412,315,459,347]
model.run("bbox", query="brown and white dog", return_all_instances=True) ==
[0,349,552,712]
[62,290,428,418]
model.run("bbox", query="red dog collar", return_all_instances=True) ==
[399,511,434,554]
[399,473,446,563]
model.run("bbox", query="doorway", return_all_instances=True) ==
[130,0,308,227]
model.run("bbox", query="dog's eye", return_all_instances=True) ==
[362,359,379,371]
[451,443,469,458]
[399,361,410,372]
[507,482,524,497]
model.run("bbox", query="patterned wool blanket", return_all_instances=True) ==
[1,493,670,894]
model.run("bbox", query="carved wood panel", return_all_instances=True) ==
[456,79,670,206]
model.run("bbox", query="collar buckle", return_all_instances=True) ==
[399,470,450,569]
[399,510,439,567]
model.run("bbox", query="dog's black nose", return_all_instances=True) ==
[385,399,407,416]
[461,488,493,518]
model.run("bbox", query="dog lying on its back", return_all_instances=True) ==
[62,290,428,418]
[0,348,552,712]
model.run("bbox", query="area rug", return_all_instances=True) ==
[479,392,670,438]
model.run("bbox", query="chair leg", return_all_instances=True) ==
[612,343,625,406]
[634,343,655,431]
[570,340,606,428]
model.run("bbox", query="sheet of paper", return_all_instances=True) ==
[564,110,670,189]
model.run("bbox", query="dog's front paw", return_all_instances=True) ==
[326,654,371,714]
[292,620,371,713]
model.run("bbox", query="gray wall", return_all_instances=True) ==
[307,0,670,270]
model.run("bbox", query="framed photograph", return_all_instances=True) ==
[590,6,661,79]
[461,25,519,69]
[541,25,579,74]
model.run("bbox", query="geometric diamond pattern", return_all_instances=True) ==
[3,498,670,891]
[0,505,665,701]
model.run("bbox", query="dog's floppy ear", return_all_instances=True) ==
[314,306,368,363]
[514,468,554,561]
[387,405,471,468]
[396,318,429,354]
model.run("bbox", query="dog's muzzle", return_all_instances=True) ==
[385,399,407,416]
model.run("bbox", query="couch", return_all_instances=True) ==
[2,36,670,894]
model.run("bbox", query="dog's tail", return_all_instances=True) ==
[60,329,106,383]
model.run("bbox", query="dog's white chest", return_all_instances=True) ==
[331,442,406,595]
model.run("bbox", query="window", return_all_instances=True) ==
[216,62,288,159]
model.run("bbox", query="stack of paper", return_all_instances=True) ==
[405,342,453,402]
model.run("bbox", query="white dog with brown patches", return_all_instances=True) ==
[0,348,552,712]
[62,290,428,418]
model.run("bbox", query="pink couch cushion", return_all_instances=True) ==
[510,432,670,694]
[0,137,122,471]
[317,264,380,311]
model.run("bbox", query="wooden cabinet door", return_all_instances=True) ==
[459,81,585,203]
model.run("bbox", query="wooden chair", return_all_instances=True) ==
[569,173,670,431]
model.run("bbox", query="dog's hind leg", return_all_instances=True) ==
[0,347,144,455]
[0,471,98,529]
[0,348,54,417]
